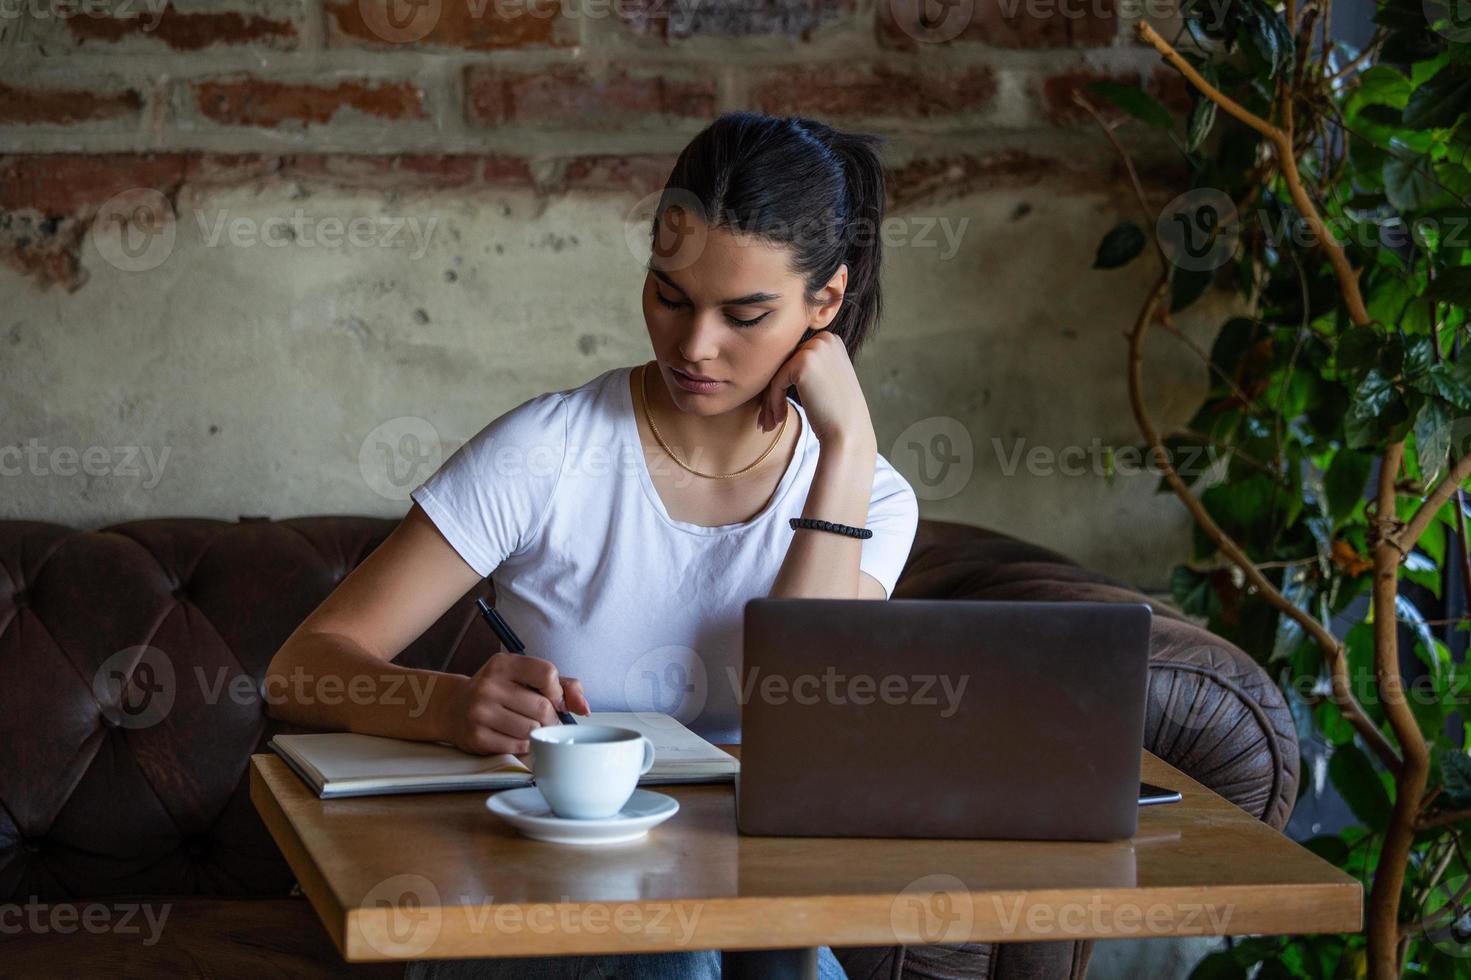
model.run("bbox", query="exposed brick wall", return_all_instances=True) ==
[0,0,1179,290]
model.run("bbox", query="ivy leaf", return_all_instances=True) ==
[1170,265,1214,312]
[1384,142,1446,209]
[1441,749,1471,807]
[1415,398,1453,491]
[1404,65,1471,129]
[1425,266,1471,307]
[1186,98,1218,153]
[1351,368,1397,419]
[1349,64,1413,113]
[1093,221,1147,269]
[1086,81,1175,130]
[1324,449,1373,522]
[1337,324,1382,374]
[1328,743,1393,828]
[1418,364,1471,410]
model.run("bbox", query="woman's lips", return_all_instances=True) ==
[671,367,724,393]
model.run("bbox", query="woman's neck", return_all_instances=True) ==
[636,361,790,475]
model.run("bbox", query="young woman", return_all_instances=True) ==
[265,110,920,980]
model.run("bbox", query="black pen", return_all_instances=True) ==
[475,597,577,725]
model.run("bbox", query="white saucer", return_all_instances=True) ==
[485,787,679,845]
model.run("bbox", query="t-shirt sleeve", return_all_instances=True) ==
[859,454,921,600]
[408,392,568,579]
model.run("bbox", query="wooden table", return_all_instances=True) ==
[250,748,1362,978]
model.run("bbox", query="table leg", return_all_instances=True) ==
[720,947,819,979]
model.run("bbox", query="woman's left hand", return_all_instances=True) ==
[759,330,876,449]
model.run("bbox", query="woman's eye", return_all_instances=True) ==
[655,288,769,328]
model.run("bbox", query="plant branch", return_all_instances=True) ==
[1135,21,1371,327]
[1126,274,1400,771]
[1368,442,1431,979]
[1392,453,1471,558]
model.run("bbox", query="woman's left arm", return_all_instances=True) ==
[760,331,886,600]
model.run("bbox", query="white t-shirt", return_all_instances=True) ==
[409,364,920,743]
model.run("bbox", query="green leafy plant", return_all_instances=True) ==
[1079,0,1471,975]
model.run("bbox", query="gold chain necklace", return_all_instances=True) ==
[637,362,786,480]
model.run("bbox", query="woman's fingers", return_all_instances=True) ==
[560,676,591,715]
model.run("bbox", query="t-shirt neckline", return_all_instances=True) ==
[619,364,808,536]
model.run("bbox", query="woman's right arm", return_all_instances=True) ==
[262,502,587,755]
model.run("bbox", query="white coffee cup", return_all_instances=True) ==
[529,725,655,819]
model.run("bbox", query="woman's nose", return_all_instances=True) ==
[676,311,725,361]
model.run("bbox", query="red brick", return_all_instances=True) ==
[0,81,142,125]
[325,0,575,50]
[190,77,427,127]
[67,3,299,50]
[619,0,855,40]
[886,151,1055,208]
[465,65,717,127]
[556,155,679,194]
[0,154,190,213]
[877,0,1115,49]
[1040,69,1142,124]
[749,63,996,120]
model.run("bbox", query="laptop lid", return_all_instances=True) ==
[736,598,1152,841]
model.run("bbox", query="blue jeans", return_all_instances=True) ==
[402,947,848,979]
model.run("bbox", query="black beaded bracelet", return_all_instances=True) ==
[789,517,873,539]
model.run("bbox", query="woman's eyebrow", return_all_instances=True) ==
[648,264,782,306]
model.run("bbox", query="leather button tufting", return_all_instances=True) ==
[21,839,41,854]
[172,584,188,600]
[11,590,27,607]
[184,837,208,857]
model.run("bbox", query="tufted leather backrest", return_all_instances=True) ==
[0,515,1298,902]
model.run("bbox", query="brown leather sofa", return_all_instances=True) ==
[0,515,1298,980]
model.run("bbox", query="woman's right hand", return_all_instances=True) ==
[436,651,589,756]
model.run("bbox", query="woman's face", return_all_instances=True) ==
[641,208,846,417]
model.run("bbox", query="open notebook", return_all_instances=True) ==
[268,712,739,799]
